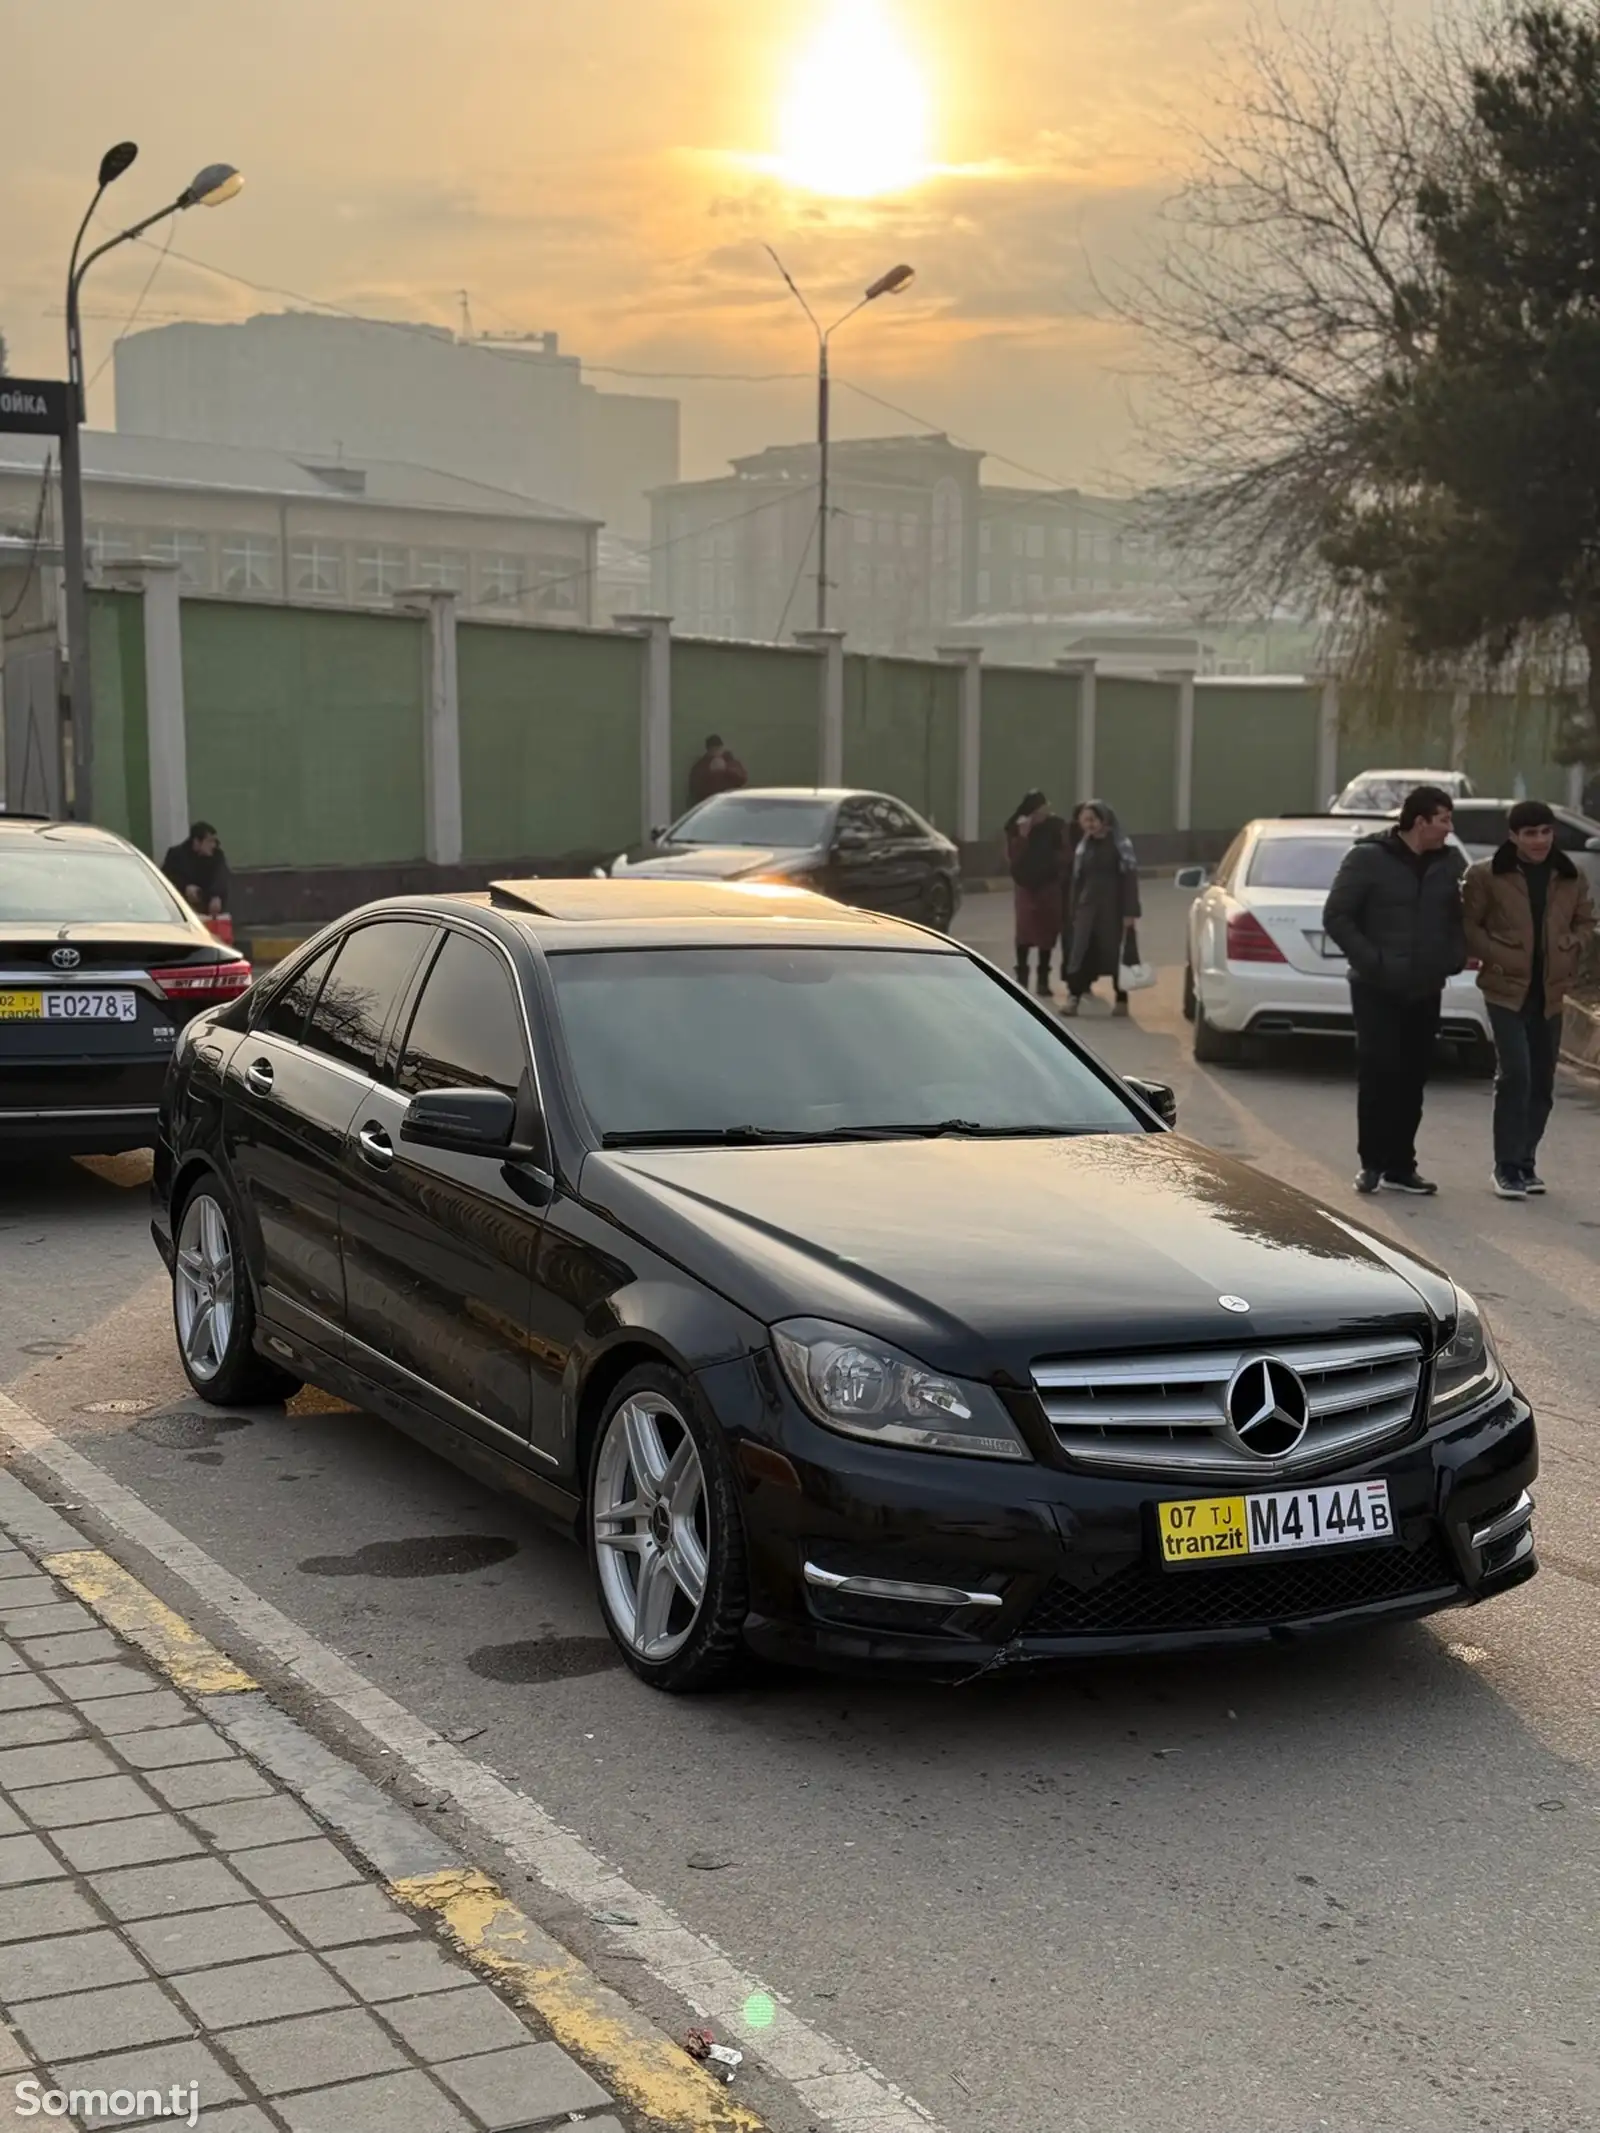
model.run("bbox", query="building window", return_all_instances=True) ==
[1056,528,1074,560]
[1026,525,1045,560]
[221,535,279,597]
[416,549,468,594]
[877,515,895,547]
[1078,530,1094,562]
[355,544,409,602]
[1010,572,1023,605]
[1094,535,1111,565]
[719,615,737,637]
[476,553,525,611]
[530,557,583,614]
[979,523,992,556]
[852,557,872,592]
[144,528,210,590]
[87,526,135,568]
[719,566,736,607]
[1011,526,1026,558]
[1053,576,1071,601]
[977,570,991,605]
[854,514,873,545]
[900,514,918,549]
[1027,573,1044,603]
[290,539,344,598]
[698,561,716,609]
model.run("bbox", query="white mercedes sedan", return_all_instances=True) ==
[1179,815,1492,1070]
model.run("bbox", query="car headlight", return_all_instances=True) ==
[1429,1285,1506,1421]
[773,1318,1031,1461]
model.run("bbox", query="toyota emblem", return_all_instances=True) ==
[50,946,82,970]
[1225,1356,1311,1459]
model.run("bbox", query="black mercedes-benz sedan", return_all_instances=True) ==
[599,787,962,930]
[2,816,252,1157]
[153,877,1537,1691]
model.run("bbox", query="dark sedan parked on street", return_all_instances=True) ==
[154,878,1536,1691]
[599,787,962,929]
[2,816,252,1157]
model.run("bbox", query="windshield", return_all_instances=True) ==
[548,946,1140,1141]
[666,795,834,848]
[1338,778,1410,812]
[1246,837,1356,890]
[0,847,189,926]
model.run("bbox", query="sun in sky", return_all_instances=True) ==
[776,1,934,197]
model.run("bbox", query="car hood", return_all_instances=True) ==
[610,843,819,880]
[583,1133,1454,1377]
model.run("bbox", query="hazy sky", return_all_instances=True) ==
[3,0,1370,492]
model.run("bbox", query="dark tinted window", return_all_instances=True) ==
[1451,806,1507,847]
[1554,814,1594,852]
[871,796,919,838]
[1246,837,1353,890]
[835,798,877,845]
[303,921,432,1077]
[398,932,527,1099]
[258,943,337,1043]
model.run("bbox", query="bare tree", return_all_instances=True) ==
[1115,5,1486,623]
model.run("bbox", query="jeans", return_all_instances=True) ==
[1349,982,1441,1175]
[1487,1000,1562,1175]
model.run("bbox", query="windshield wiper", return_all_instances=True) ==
[601,1121,1090,1149]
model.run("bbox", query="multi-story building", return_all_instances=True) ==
[973,487,1171,616]
[650,434,984,652]
[0,430,598,623]
[113,313,679,539]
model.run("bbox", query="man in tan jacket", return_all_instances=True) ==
[1462,799,1596,1198]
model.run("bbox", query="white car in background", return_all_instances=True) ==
[1330,769,1475,814]
[1178,815,1493,1071]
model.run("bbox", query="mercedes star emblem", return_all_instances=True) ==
[1225,1356,1311,1460]
[50,946,82,970]
[1217,1294,1251,1314]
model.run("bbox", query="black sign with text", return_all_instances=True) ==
[0,379,68,435]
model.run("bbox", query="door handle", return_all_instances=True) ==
[244,1059,274,1096]
[357,1123,394,1170]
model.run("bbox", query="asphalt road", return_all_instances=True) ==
[3,886,1599,2133]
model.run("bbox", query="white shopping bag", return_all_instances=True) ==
[1118,954,1157,992]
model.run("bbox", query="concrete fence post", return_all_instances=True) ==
[398,588,462,867]
[1159,667,1197,835]
[1057,657,1097,801]
[1316,676,1341,807]
[793,628,846,787]
[107,560,188,856]
[938,644,984,843]
[615,612,674,837]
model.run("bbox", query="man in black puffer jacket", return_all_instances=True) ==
[1322,785,1467,1197]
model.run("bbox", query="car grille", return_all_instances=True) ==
[1021,1538,1459,1638]
[1032,1333,1424,1479]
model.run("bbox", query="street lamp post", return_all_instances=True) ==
[61,148,242,821]
[766,252,914,632]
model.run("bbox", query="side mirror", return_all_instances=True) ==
[650,826,666,842]
[1124,1076,1178,1129]
[401,1087,518,1157]
[1174,865,1211,890]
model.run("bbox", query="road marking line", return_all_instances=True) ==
[42,1546,259,1693]
[396,1866,763,2133]
[0,1385,944,2133]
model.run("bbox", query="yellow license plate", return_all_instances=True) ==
[1160,1480,1395,1564]
[0,990,43,1021]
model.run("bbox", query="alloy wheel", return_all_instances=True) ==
[592,1393,711,1660]
[173,1193,235,1383]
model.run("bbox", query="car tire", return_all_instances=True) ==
[925,877,955,932]
[1193,999,1245,1064]
[587,1363,750,1693]
[171,1175,301,1407]
[1182,961,1197,1023]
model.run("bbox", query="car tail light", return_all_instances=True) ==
[1465,957,1482,971]
[149,958,253,1001]
[1225,911,1287,963]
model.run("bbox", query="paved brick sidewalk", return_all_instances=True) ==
[0,1533,627,2132]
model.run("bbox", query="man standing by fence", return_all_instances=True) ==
[1463,799,1595,1198]
[1322,786,1467,1197]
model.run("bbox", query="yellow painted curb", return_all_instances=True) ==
[42,1548,258,1695]
[394,1867,767,2133]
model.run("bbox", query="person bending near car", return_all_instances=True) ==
[162,820,230,918]
[1322,784,1465,1197]
[1463,798,1595,1200]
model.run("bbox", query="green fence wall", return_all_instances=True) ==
[458,623,642,861]
[980,667,1078,837]
[182,603,426,869]
[843,655,960,829]
[669,639,822,809]
[1193,684,1321,831]
[87,590,150,852]
[1095,677,1179,836]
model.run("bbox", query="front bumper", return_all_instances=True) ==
[701,1356,1538,1677]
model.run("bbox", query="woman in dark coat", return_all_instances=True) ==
[1063,800,1141,1017]
[1004,790,1070,996]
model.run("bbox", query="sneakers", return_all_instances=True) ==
[1060,996,1081,1018]
[1522,1168,1547,1195]
[1354,1169,1383,1195]
[1380,1171,1438,1196]
[1492,1168,1528,1200]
